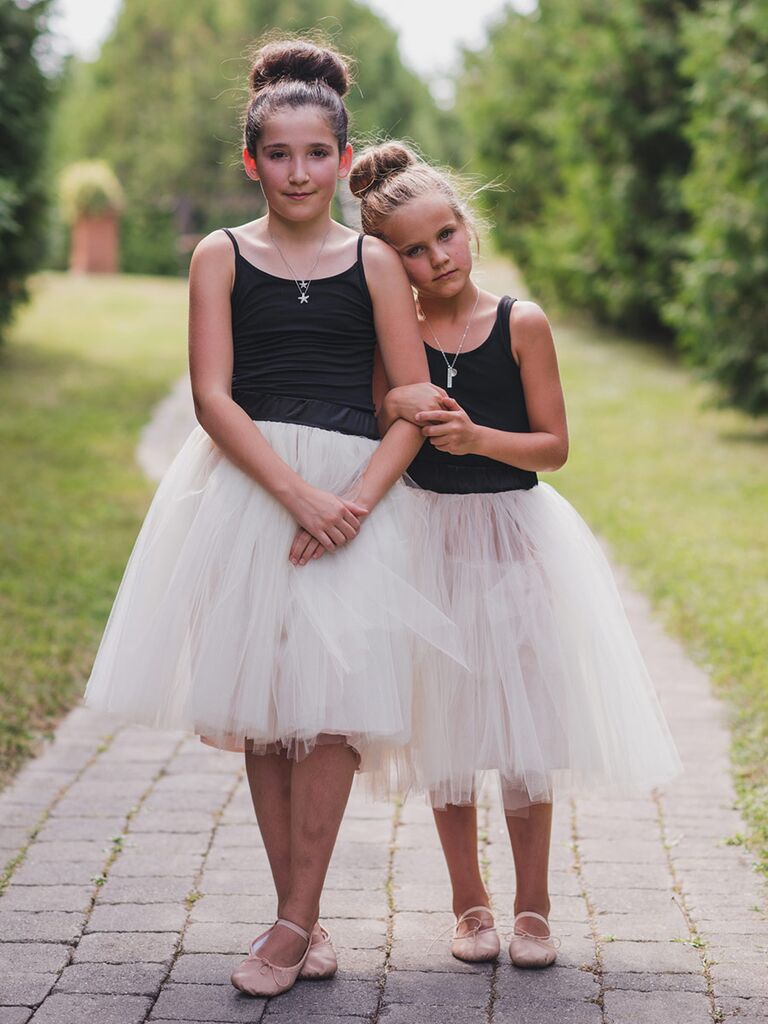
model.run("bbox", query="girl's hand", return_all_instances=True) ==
[285,485,369,563]
[386,382,447,425]
[415,395,480,456]
[289,528,325,566]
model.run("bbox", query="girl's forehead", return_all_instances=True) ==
[258,106,337,147]
[386,195,458,244]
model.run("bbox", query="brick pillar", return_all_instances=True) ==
[69,212,120,273]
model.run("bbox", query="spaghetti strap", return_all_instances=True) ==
[495,295,517,360]
[222,227,240,257]
[356,234,371,301]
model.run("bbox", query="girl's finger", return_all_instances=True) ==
[421,424,452,438]
[414,410,453,424]
[290,529,314,564]
[439,395,462,410]
[328,525,348,546]
[344,500,369,517]
[299,536,323,565]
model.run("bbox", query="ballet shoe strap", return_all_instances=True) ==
[274,918,311,942]
[513,911,549,931]
[457,905,494,926]
[511,911,561,948]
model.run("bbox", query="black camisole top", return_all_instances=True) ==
[223,228,378,440]
[407,296,538,494]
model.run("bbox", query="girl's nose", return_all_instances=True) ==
[431,247,450,268]
[289,161,310,184]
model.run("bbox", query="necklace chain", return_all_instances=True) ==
[422,286,481,389]
[268,227,331,304]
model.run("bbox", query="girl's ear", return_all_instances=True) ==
[337,143,353,180]
[243,147,260,182]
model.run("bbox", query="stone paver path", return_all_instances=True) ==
[2,389,767,1023]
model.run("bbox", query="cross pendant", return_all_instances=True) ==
[447,366,457,389]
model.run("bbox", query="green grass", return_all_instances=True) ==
[0,273,188,784]
[482,255,768,873]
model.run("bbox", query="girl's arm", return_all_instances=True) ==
[348,237,437,510]
[188,232,367,552]
[417,301,569,472]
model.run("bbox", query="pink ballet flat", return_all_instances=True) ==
[508,911,559,969]
[230,918,311,997]
[450,905,500,963]
[299,921,338,979]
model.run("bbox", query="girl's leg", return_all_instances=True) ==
[432,804,493,934]
[256,741,359,966]
[245,749,292,906]
[504,798,553,936]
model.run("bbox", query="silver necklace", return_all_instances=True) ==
[422,287,481,389]
[268,227,331,304]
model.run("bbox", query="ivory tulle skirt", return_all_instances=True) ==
[375,481,682,811]
[84,420,463,770]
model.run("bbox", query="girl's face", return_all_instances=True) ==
[383,194,473,300]
[243,105,352,222]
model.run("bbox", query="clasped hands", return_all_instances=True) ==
[289,382,479,566]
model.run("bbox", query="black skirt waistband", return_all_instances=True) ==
[232,387,379,441]
[406,460,538,495]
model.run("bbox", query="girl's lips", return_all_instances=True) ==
[435,269,458,280]
[286,192,312,200]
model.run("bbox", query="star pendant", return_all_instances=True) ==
[299,294,309,303]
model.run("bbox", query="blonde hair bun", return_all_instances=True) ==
[349,142,420,198]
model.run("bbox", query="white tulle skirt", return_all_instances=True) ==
[378,482,682,811]
[84,421,462,771]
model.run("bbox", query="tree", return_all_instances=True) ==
[0,0,53,335]
[666,1,768,415]
[52,0,450,274]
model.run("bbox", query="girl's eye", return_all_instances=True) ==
[439,228,455,240]
[311,149,330,158]
[406,246,423,258]
[269,151,287,160]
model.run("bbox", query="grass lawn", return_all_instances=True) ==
[481,256,768,871]
[0,272,188,785]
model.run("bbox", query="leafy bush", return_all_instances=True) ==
[59,161,125,223]
[666,1,768,415]
[0,0,53,335]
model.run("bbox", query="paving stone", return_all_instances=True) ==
[379,1009,485,1024]
[392,884,453,913]
[603,971,707,992]
[0,973,57,1006]
[0,943,70,975]
[22,842,107,865]
[593,910,690,942]
[590,888,683,916]
[0,911,85,943]
[182,922,269,955]
[55,961,167,995]
[603,989,711,1023]
[10,861,102,887]
[96,877,191,905]
[28,993,152,1024]
[325,918,387,950]
[711,962,768,998]
[577,839,668,865]
[0,885,92,913]
[208,824,262,847]
[129,810,216,834]
[580,862,672,890]
[0,1009,33,1024]
[150,983,264,1021]
[188,894,275,924]
[264,1014,369,1024]
[108,853,203,878]
[72,932,178,964]
[388,937,492,975]
[168,953,239,985]
[200,869,280,896]
[265,977,380,1016]
[715,996,768,1019]
[385,970,489,1006]
[86,902,187,933]
[495,997,602,1023]
[600,939,703,974]
[495,964,599,1002]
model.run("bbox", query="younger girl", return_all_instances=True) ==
[346,143,682,967]
[85,46,459,997]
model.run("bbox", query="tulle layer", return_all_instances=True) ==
[373,482,682,811]
[84,421,463,770]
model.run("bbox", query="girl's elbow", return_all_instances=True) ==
[546,439,569,472]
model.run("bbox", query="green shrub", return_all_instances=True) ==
[59,160,124,224]
[0,0,53,335]
[665,0,768,415]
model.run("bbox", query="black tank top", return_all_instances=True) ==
[407,296,538,494]
[223,229,378,440]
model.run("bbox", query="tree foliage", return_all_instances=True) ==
[0,0,53,334]
[52,0,449,274]
[666,1,768,415]
[459,0,697,336]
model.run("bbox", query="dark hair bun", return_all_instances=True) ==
[250,40,350,97]
[349,143,419,198]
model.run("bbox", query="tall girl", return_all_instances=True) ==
[347,143,681,967]
[85,45,460,998]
